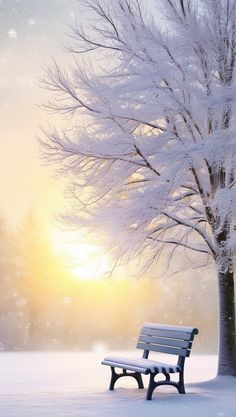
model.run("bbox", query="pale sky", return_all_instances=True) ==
[0,0,80,226]
[0,0,157,228]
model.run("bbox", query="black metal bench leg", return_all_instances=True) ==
[135,372,144,389]
[109,367,144,390]
[109,367,119,390]
[146,372,185,400]
[178,371,185,394]
[164,372,170,382]
[146,373,156,400]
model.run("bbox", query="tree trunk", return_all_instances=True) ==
[217,267,236,376]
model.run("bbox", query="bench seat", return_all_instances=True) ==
[102,356,181,374]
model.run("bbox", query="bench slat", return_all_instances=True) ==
[102,356,181,374]
[141,327,192,341]
[138,335,191,349]
[137,342,190,357]
[101,360,149,374]
[142,322,198,334]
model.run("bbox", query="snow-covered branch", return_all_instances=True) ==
[148,236,211,255]
[41,0,236,270]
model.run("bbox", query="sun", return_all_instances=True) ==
[51,230,111,281]
[64,242,111,280]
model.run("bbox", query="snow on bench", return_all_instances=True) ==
[102,322,198,400]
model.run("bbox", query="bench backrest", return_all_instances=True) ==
[136,323,198,358]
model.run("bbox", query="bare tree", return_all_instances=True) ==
[40,0,236,375]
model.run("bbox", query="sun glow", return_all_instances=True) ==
[51,230,111,281]
[64,242,111,280]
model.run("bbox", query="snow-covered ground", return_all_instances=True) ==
[0,351,235,417]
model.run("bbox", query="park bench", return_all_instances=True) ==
[102,322,198,400]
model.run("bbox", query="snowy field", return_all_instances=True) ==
[0,352,235,417]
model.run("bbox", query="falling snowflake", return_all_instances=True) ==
[7,28,17,39]
[63,296,71,305]
[69,11,76,20]
[28,17,36,26]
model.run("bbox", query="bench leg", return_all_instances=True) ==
[146,372,185,400]
[109,367,144,390]
[135,372,145,389]
[178,370,185,394]
[146,373,157,400]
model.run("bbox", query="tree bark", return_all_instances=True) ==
[217,267,236,376]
